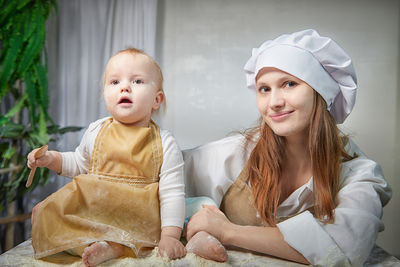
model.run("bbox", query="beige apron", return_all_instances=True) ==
[220,164,264,226]
[32,118,163,259]
[220,163,314,226]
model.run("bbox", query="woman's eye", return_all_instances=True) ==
[258,86,270,93]
[111,80,119,85]
[133,79,143,84]
[285,81,297,88]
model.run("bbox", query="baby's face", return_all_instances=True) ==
[103,52,163,126]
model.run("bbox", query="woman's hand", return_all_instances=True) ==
[158,226,186,259]
[186,205,232,244]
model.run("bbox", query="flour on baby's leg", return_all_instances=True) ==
[186,231,228,262]
[82,241,124,267]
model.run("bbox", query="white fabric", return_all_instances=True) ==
[244,29,357,124]
[60,117,185,229]
[183,135,391,266]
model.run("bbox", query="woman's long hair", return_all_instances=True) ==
[246,92,355,226]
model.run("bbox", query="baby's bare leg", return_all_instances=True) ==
[186,231,228,262]
[81,241,124,267]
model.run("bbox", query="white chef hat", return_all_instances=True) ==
[244,29,357,124]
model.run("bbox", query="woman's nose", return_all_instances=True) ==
[269,89,285,109]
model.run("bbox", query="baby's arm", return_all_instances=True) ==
[27,148,63,226]
[158,130,186,259]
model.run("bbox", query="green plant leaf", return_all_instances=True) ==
[22,4,38,43]
[24,68,38,123]
[17,16,45,77]
[0,21,24,99]
[0,94,27,126]
[33,60,49,115]
[38,107,50,144]
[0,0,61,212]
[0,122,25,139]
[0,116,9,126]
[0,143,9,155]
[16,0,31,10]
[2,147,16,160]
[0,1,19,28]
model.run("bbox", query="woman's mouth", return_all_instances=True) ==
[270,111,293,121]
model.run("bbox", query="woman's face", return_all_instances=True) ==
[256,67,315,140]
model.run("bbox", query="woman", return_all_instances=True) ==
[184,29,392,266]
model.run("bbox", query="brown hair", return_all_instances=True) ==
[246,92,355,226]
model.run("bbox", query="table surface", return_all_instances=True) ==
[0,239,398,266]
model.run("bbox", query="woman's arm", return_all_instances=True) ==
[276,155,391,266]
[186,154,391,266]
[186,205,309,264]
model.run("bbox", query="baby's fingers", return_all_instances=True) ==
[27,150,39,169]
[35,153,49,166]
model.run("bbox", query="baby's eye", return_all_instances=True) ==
[258,86,270,93]
[133,79,144,85]
[111,80,119,85]
[284,81,297,88]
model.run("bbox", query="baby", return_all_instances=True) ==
[28,48,185,266]
[28,48,227,266]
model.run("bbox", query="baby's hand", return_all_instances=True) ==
[27,148,51,169]
[158,235,186,260]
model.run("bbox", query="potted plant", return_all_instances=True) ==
[0,0,81,251]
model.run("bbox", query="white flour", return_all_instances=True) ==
[0,240,307,266]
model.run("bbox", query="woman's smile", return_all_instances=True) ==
[269,110,294,122]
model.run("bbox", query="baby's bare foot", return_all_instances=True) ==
[82,241,124,267]
[186,231,228,262]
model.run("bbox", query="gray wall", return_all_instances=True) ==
[156,0,400,257]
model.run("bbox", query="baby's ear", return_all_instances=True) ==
[152,91,164,110]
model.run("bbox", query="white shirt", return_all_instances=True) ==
[183,134,392,267]
[60,117,185,229]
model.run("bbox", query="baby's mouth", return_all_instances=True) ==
[118,97,132,104]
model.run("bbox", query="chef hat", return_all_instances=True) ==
[244,29,357,124]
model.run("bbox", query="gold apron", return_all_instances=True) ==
[220,163,314,226]
[32,118,163,259]
[220,164,264,226]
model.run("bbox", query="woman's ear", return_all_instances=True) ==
[152,91,164,110]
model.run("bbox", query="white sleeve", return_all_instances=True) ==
[60,118,106,178]
[158,130,186,228]
[277,141,392,266]
[183,134,250,206]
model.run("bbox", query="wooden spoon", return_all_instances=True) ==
[26,145,48,188]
